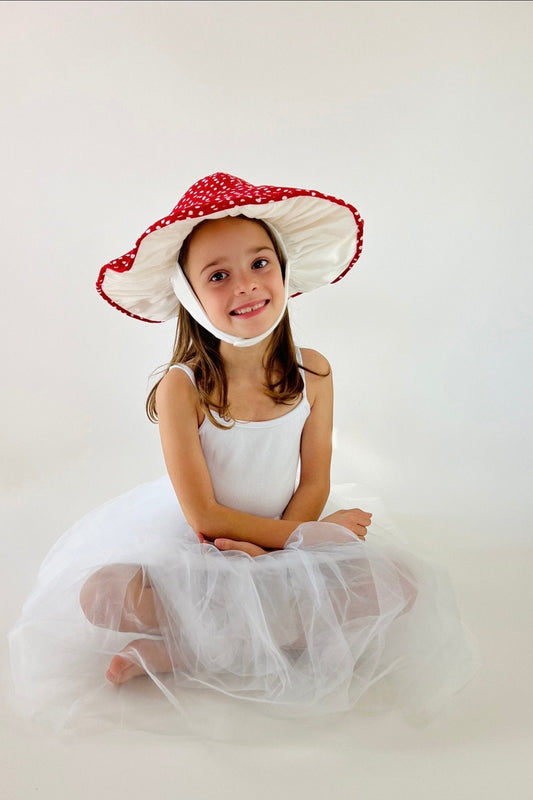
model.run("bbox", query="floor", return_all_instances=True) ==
[2,493,532,800]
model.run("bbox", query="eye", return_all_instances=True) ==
[252,258,268,270]
[209,271,228,283]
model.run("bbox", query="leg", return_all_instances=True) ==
[80,565,175,684]
[80,564,160,634]
[106,638,173,684]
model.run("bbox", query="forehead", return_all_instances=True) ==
[187,216,273,255]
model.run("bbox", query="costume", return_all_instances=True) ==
[8,362,477,732]
[9,174,477,733]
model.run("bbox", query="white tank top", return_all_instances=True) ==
[169,358,311,519]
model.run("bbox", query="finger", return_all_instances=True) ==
[356,525,368,540]
[348,509,372,523]
[214,539,267,557]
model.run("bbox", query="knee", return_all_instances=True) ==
[79,564,142,628]
[399,572,418,614]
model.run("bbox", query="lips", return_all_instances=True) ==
[229,300,269,317]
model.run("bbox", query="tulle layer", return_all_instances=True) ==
[8,476,477,734]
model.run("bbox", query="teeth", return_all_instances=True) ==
[233,302,265,315]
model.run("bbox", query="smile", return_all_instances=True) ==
[230,300,269,317]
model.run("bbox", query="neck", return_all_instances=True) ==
[219,335,272,375]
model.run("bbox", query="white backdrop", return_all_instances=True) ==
[2,5,533,798]
[1,0,531,580]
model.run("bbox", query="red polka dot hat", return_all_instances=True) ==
[96,172,364,324]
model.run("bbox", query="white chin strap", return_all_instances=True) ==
[170,263,291,348]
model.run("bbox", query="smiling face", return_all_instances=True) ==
[181,216,286,340]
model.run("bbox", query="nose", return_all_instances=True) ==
[234,271,258,295]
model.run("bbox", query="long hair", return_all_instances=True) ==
[145,216,324,427]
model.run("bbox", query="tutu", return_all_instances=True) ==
[8,474,477,734]
[8,360,477,735]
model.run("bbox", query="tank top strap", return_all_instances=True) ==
[168,363,196,386]
[295,347,308,403]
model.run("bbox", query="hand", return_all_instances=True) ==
[213,538,268,557]
[197,530,268,556]
[321,508,372,541]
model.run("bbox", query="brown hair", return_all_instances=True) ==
[145,216,326,427]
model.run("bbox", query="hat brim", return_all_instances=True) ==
[97,191,363,323]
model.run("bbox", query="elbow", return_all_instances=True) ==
[184,500,221,538]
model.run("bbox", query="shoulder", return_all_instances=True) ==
[298,348,332,408]
[298,347,331,375]
[155,365,200,419]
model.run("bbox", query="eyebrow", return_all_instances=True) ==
[199,245,276,275]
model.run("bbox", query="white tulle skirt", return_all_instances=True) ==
[8,476,477,735]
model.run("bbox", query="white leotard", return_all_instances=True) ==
[169,362,310,519]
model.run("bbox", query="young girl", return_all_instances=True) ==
[9,173,477,731]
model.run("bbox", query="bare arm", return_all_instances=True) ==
[156,369,304,550]
[281,351,371,541]
[157,362,370,552]
[282,348,332,522]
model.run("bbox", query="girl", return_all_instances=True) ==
[9,173,477,731]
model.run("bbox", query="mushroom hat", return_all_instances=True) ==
[96,171,364,329]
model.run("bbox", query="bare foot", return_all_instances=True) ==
[106,638,173,685]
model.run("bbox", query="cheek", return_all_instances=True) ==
[271,272,285,296]
[204,291,227,316]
